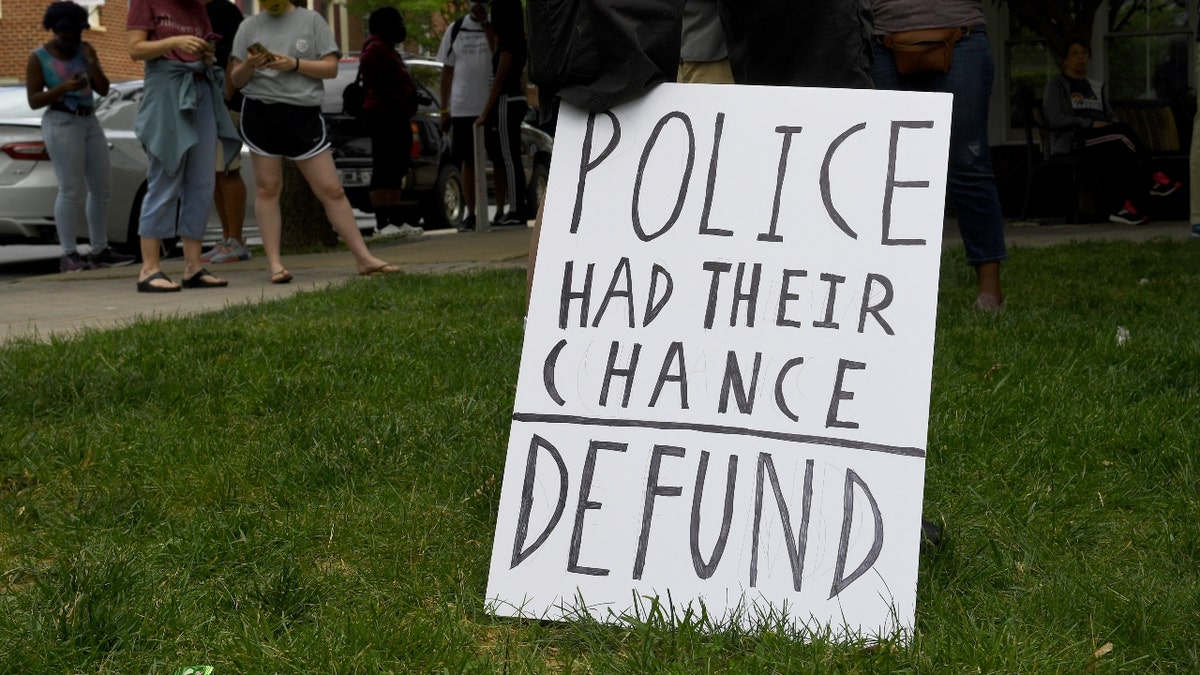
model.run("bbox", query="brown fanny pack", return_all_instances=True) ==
[881,27,968,76]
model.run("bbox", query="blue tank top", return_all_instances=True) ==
[35,46,94,110]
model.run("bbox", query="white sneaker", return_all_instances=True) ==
[211,239,250,263]
[395,224,424,237]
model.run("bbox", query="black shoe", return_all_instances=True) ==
[458,214,476,232]
[88,246,136,268]
[921,519,943,549]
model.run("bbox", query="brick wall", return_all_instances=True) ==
[1,0,372,85]
[1,1,143,84]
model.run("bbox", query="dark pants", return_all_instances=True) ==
[366,110,413,191]
[1073,122,1150,214]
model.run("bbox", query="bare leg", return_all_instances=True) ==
[214,169,247,243]
[974,262,1003,311]
[180,236,225,283]
[250,152,287,277]
[295,150,394,273]
[138,236,180,290]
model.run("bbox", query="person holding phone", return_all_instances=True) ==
[126,0,243,292]
[227,0,400,282]
[26,1,135,273]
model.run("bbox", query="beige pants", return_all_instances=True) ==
[678,59,735,84]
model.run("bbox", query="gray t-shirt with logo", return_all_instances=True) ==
[231,7,340,107]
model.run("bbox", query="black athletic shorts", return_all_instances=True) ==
[240,97,330,160]
[449,116,499,166]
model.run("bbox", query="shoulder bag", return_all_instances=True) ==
[881,27,968,77]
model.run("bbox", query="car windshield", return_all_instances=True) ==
[407,63,442,110]
[0,86,40,119]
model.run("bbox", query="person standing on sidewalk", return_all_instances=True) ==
[475,0,529,226]
[26,1,135,273]
[870,0,1008,312]
[127,0,240,292]
[437,1,495,231]
[360,6,423,237]
[228,0,401,283]
[201,0,252,264]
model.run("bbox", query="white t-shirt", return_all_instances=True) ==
[435,14,492,117]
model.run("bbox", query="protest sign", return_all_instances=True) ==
[486,83,952,641]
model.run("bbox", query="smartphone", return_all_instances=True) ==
[248,42,274,60]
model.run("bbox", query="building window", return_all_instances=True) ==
[1105,0,1190,101]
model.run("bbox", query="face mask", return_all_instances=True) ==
[261,0,290,16]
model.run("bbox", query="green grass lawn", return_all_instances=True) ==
[1,240,1198,673]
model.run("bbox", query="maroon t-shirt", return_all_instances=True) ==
[127,0,213,63]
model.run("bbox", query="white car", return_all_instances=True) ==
[0,81,255,255]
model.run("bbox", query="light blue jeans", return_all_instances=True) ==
[139,82,217,241]
[41,110,111,254]
[871,27,1008,267]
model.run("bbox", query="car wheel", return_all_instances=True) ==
[424,163,465,230]
[525,153,550,219]
[119,182,148,259]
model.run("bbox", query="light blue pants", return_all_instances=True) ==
[139,82,217,241]
[41,110,111,255]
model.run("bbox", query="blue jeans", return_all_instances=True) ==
[871,27,1007,267]
[139,82,217,241]
[41,110,111,254]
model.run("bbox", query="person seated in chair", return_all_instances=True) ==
[1043,38,1180,225]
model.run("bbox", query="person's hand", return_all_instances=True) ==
[264,54,296,72]
[173,34,210,58]
[245,50,275,69]
[65,74,88,92]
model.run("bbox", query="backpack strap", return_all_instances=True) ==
[446,17,465,56]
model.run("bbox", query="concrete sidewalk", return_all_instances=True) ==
[1,219,1193,344]
[1,226,533,344]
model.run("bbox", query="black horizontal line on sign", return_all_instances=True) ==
[510,412,926,458]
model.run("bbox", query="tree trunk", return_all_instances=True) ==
[280,159,338,250]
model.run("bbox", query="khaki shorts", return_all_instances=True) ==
[216,109,242,172]
[678,59,735,84]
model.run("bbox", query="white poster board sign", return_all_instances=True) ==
[487,83,952,641]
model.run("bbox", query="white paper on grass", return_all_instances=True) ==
[486,83,952,641]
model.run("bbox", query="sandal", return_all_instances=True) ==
[181,267,228,289]
[271,268,293,284]
[136,271,181,293]
[360,263,402,276]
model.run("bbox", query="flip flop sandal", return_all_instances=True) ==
[136,271,181,293]
[181,267,229,289]
[360,263,402,276]
[271,268,293,284]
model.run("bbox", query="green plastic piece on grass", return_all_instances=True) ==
[174,668,214,675]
